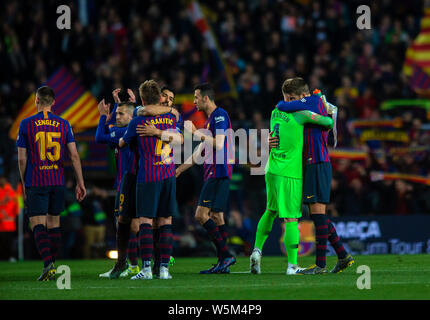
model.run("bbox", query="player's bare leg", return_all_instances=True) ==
[195,205,211,225]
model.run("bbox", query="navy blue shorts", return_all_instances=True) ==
[118,173,137,219]
[198,178,230,212]
[303,162,332,204]
[136,177,178,218]
[25,186,65,217]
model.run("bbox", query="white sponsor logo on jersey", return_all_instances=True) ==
[215,116,225,123]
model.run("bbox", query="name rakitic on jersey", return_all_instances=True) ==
[148,117,174,126]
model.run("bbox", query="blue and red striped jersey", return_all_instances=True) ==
[95,115,137,191]
[202,107,234,181]
[277,94,331,165]
[122,113,177,183]
[16,111,75,187]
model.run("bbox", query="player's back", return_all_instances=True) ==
[135,113,177,183]
[17,111,74,187]
[266,108,303,179]
[301,95,330,165]
[277,94,330,165]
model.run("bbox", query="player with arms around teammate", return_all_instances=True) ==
[273,78,354,274]
[17,86,86,281]
[136,85,182,276]
[176,83,236,274]
[119,80,182,280]
[250,84,334,275]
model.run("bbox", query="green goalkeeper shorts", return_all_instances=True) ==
[265,172,302,219]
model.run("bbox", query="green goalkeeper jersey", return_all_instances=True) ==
[265,109,334,179]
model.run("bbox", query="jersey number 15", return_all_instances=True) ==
[35,131,61,161]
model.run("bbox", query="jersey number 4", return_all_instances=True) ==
[155,139,172,164]
[35,131,61,161]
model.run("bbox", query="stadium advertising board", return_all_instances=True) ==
[328,215,430,255]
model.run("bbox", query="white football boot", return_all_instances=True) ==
[159,266,172,280]
[250,248,262,274]
[131,266,153,280]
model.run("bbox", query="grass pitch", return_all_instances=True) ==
[0,254,429,300]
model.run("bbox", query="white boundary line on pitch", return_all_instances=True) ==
[2,281,428,291]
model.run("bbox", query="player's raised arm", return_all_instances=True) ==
[293,110,334,129]
[127,88,136,102]
[66,142,86,202]
[95,99,111,143]
[95,115,109,143]
[105,89,123,126]
[112,88,121,103]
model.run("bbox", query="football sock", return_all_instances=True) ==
[138,223,153,268]
[327,218,347,259]
[218,224,228,243]
[311,214,328,268]
[284,221,299,265]
[117,222,130,265]
[33,224,53,268]
[254,210,277,251]
[153,227,160,267]
[127,231,139,266]
[202,219,231,259]
[159,224,173,269]
[47,227,61,262]
[218,224,229,259]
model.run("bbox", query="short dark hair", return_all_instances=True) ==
[117,102,136,114]
[161,86,175,97]
[36,86,55,106]
[194,83,215,101]
[139,80,161,105]
[281,77,310,96]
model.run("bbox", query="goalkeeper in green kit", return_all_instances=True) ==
[250,92,334,275]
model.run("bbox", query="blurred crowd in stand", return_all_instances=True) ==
[1,0,429,259]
